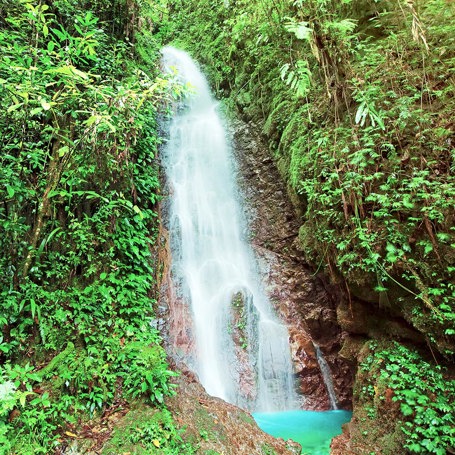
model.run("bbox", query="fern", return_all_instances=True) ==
[323,18,357,36]
[280,59,311,97]
[283,18,312,41]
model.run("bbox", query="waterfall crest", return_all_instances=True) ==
[161,46,297,412]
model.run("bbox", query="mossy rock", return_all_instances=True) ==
[37,342,76,381]
[101,402,196,455]
[339,336,368,363]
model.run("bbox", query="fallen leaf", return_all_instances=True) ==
[65,431,78,438]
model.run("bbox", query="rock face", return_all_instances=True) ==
[229,119,354,410]
[166,364,301,455]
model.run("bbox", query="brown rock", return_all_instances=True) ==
[166,374,301,455]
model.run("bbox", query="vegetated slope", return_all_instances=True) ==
[165,0,455,453]
[0,1,195,453]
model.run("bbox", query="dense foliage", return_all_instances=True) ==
[357,342,455,454]
[1,0,454,453]
[0,1,189,453]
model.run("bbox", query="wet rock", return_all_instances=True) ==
[337,298,425,344]
[338,335,368,363]
[159,114,355,414]
[229,119,354,411]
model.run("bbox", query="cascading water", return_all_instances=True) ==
[161,46,297,412]
[314,345,338,410]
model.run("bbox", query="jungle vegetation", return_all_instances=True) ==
[1,0,454,454]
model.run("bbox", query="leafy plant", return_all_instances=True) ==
[280,59,312,98]
[105,408,197,455]
[361,342,455,454]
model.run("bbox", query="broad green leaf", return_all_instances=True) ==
[136,95,146,110]
[51,27,67,41]
[154,389,164,403]
[424,243,433,255]
[58,145,69,157]
[71,67,89,80]
[45,65,89,80]
[386,243,397,253]
[85,115,99,127]
[74,23,83,35]
[16,91,29,100]
[355,102,366,125]
[133,205,144,219]
[7,103,23,113]
[30,107,43,116]
[104,120,116,133]
[374,285,388,292]
[280,63,290,80]
[6,185,15,198]
[402,196,414,209]
[30,299,36,319]
[40,98,51,110]
[401,403,415,416]
[45,66,73,76]
[19,393,28,407]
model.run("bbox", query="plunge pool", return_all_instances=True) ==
[253,410,352,455]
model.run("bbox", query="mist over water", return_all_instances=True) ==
[161,46,297,412]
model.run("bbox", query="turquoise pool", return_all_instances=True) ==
[253,410,352,455]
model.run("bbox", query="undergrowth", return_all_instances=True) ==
[103,407,197,455]
[359,342,455,454]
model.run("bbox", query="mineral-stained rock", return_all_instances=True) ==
[230,119,354,410]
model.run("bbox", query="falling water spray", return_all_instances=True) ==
[161,46,297,412]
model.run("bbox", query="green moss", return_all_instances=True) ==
[263,100,292,137]
[102,404,197,455]
[237,411,255,426]
[190,407,227,444]
[260,443,278,455]
[36,342,75,380]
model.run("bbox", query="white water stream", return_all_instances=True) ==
[161,46,297,412]
[314,345,338,410]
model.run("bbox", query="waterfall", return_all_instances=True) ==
[161,46,297,412]
[314,344,338,410]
